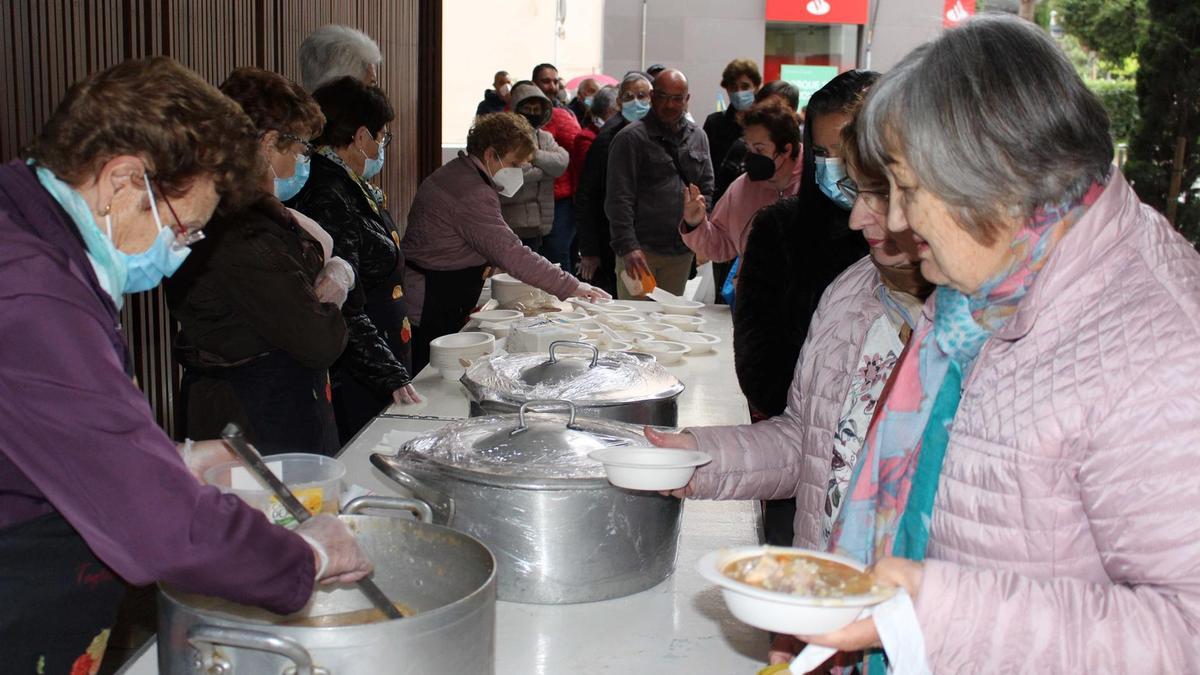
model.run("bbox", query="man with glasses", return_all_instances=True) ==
[531,63,582,272]
[604,69,714,297]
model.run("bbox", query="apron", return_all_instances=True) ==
[409,260,489,373]
[178,348,339,457]
[0,513,125,675]
[332,207,414,444]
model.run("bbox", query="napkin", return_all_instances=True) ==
[788,589,930,675]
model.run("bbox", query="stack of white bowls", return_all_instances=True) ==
[429,332,496,381]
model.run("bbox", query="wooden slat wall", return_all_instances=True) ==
[0,0,429,437]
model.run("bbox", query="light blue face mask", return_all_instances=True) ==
[274,153,311,201]
[730,89,755,111]
[621,99,650,123]
[815,157,853,210]
[360,140,385,179]
[583,96,594,108]
[117,173,193,293]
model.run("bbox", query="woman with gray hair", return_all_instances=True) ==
[800,15,1200,672]
[298,25,382,92]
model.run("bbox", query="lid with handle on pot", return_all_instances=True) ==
[392,400,646,488]
[461,340,684,407]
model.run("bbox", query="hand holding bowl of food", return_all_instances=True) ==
[697,546,895,635]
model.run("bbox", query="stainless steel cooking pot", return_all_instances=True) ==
[370,401,683,604]
[461,341,684,426]
[157,497,496,675]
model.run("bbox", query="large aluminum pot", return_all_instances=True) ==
[461,341,684,426]
[157,497,496,675]
[370,401,683,604]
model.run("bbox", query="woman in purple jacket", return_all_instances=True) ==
[0,57,370,674]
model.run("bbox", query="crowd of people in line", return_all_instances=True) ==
[2,14,1199,674]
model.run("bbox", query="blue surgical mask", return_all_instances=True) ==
[583,96,594,107]
[730,89,755,111]
[621,99,650,122]
[360,140,385,179]
[274,154,310,201]
[815,157,853,210]
[118,173,193,293]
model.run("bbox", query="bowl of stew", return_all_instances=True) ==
[697,546,895,635]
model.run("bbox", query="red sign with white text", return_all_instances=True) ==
[766,0,869,25]
[942,0,976,27]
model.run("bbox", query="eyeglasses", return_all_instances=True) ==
[836,176,889,215]
[153,179,205,246]
[377,130,393,149]
[651,90,688,104]
[278,132,316,158]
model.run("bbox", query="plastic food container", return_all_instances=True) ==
[204,453,346,526]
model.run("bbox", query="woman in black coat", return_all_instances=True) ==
[287,77,419,443]
[733,70,878,544]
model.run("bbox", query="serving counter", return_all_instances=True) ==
[119,303,770,674]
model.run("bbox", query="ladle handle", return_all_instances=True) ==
[220,423,404,621]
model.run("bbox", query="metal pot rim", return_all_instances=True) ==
[159,515,497,631]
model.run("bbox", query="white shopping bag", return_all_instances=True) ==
[685,261,716,304]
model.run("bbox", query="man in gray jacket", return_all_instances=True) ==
[604,69,714,297]
[501,81,569,247]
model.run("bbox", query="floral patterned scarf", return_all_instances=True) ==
[317,145,387,212]
[827,179,1106,670]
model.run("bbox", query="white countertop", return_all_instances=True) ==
[120,303,769,674]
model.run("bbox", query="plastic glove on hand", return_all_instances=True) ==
[296,514,374,585]
[572,282,611,302]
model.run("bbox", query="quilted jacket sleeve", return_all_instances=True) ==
[913,348,1200,673]
[295,188,410,396]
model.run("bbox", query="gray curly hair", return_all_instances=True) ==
[298,25,382,92]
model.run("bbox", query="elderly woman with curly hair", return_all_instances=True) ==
[0,57,370,674]
[402,112,608,371]
[797,16,1200,672]
[166,67,355,457]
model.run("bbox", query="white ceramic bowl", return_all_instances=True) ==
[672,331,721,355]
[638,321,682,337]
[588,446,712,490]
[614,330,654,345]
[469,309,523,323]
[696,546,895,635]
[574,298,637,314]
[652,313,706,332]
[602,313,646,327]
[429,332,495,374]
[638,340,689,365]
[655,298,704,316]
[551,311,591,323]
[604,340,632,351]
[489,273,536,307]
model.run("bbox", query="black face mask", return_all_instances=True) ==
[744,151,778,182]
[519,111,543,129]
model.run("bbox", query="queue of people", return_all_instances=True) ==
[4,13,1199,675]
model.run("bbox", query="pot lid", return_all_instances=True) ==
[398,401,644,483]
[462,341,684,406]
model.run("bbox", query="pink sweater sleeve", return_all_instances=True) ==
[679,185,740,263]
[913,352,1200,673]
[459,199,580,299]
[686,354,808,501]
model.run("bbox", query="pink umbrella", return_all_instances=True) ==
[564,73,619,90]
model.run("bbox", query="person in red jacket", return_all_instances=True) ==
[532,63,582,271]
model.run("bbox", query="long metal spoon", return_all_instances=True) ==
[220,423,403,620]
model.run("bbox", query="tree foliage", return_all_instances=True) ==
[1057,0,1147,63]
[1124,0,1200,238]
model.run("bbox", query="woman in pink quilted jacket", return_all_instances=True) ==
[792,16,1200,672]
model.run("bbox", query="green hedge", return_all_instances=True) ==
[1086,78,1138,144]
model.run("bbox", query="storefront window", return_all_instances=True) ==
[764,22,859,82]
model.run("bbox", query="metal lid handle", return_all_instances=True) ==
[514,400,579,435]
[547,340,599,367]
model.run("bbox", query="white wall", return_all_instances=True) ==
[441,0,606,147]
[603,0,767,123]
[861,0,944,72]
